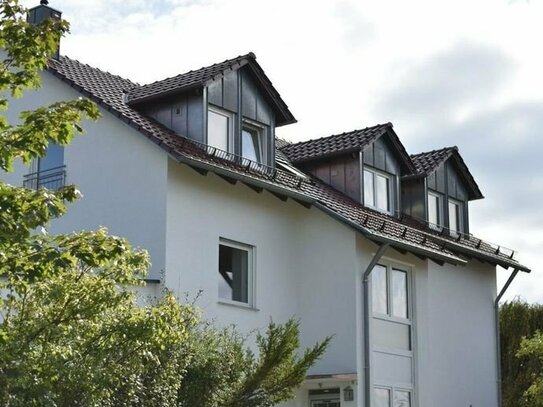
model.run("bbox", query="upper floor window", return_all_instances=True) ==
[24,143,65,190]
[448,199,463,235]
[241,121,264,163]
[218,238,254,306]
[364,168,392,214]
[372,263,411,352]
[208,107,233,152]
[427,191,443,230]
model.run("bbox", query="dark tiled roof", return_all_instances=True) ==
[411,146,457,174]
[280,124,390,163]
[411,146,484,200]
[45,56,528,273]
[125,53,295,126]
[127,54,250,103]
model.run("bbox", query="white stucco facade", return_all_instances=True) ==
[1,70,501,407]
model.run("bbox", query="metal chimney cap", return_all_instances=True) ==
[40,0,49,5]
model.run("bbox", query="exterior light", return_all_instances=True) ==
[343,385,354,401]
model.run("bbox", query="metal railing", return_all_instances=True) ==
[23,165,66,191]
[179,137,308,189]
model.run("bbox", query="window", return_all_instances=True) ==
[448,199,463,235]
[218,239,254,305]
[373,387,411,407]
[208,107,233,152]
[427,191,443,230]
[241,123,263,163]
[372,265,409,319]
[364,168,393,214]
[372,264,412,351]
[374,388,390,407]
[24,143,65,190]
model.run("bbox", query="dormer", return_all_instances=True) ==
[126,53,296,168]
[403,147,484,235]
[280,123,416,216]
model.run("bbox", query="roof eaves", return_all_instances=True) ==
[312,202,467,266]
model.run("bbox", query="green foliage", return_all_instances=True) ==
[179,320,330,407]
[517,331,543,406]
[0,1,329,406]
[500,300,543,407]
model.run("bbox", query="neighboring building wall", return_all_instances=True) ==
[1,72,169,281]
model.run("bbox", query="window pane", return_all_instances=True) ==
[374,388,390,407]
[372,264,388,315]
[242,127,261,162]
[448,201,460,233]
[392,269,408,319]
[364,170,374,207]
[373,318,411,350]
[428,194,439,226]
[208,110,229,151]
[394,390,411,407]
[376,174,390,212]
[39,143,64,171]
[218,244,249,303]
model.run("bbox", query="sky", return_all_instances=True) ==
[22,0,543,302]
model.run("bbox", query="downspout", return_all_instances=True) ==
[495,268,520,407]
[363,243,390,407]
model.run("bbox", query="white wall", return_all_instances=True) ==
[1,72,169,280]
[423,260,498,407]
[165,161,360,377]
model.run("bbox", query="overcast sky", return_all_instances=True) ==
[23,0,543,302]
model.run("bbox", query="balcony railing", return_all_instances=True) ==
[23,165,66,191]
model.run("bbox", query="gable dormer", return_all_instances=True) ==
[280,123,416,216]
[127,53,295,168]
[404,147,483,235]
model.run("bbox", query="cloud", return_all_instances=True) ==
[374,42,515,125]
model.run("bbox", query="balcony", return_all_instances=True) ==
[23,166,66,190]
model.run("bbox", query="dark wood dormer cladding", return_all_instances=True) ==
[140,91,204,143]
[127,53,295,169]
[280,124,416,216]
[362,136,401,215]
[405,147,484,236]
[206,68,275,166]
[301,153,361,202]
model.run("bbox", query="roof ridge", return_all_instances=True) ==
[279,122,392,150]
[411,145,458,157]
[131,53,254,90]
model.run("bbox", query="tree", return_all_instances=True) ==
[0,1,329,406]
[500,299,543,407]
[517,331,543,406]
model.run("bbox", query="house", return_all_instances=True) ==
[2,3,532,406]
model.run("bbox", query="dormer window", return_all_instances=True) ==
[241,122,264,163]
[448,199,463,235]
[364,168,393,214]
[427,191,443,230]
[207,107,233,152]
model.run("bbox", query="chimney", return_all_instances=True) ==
[27,1,63,59]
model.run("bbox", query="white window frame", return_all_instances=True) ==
[364,167,394,215]
[427,190,443,231]
[448,198,463,236]
[373,385,413,407]
[207,105,234,153]
[217,238,256,309]
[241,118,266,165]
